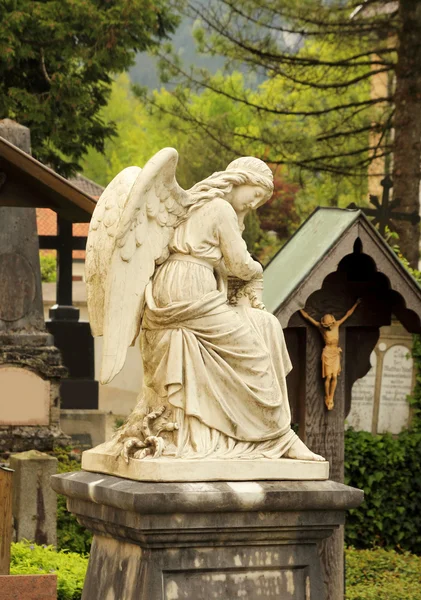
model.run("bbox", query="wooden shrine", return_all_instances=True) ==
[263,206,421,600]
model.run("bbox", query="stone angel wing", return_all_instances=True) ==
[85,148,190,384]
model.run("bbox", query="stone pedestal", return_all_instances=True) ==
[52,471,363,600]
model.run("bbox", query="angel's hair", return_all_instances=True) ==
[187,156,274,211]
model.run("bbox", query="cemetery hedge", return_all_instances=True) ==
[344,428,421,554]
[53,446,92,554]
[10,541,87,600]
[345,547,421,599]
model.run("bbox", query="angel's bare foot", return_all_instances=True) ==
[285,437,325,461]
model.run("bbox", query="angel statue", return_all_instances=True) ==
[85,148,325,470]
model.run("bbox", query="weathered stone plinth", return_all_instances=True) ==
[52,471,363,600]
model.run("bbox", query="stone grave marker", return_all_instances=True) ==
[378,344,413,434]
[347,351,377,432]
[347,321,414,434]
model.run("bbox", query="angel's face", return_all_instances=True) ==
[229,185,268,217]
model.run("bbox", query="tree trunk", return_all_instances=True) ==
[392,0,421,268]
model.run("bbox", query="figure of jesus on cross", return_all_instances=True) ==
[300,299,361,410]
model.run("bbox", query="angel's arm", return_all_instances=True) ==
[300,309,320,327]
[337,298,361,326]
[217,203,263,281]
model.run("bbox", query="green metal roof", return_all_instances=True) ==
[263,207,361,313]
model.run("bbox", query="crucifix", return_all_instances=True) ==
[348,175,420,237]
[300,299,361,410]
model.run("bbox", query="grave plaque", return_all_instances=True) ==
[0,367,50,426]
[378,345,413,434]
[347,351,377,432]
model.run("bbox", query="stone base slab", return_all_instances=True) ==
[82,446,329,481]
[51,471,363,600]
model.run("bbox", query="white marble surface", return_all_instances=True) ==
[82,446,329,482]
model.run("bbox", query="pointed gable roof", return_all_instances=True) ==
[263,207,421,332]
[0,136,96,222]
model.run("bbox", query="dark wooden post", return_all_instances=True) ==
[56,216,73,307]
[49,215,79,322]
[0,467,14,575]
[300,326,346,600]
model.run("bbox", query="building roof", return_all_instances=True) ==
[36,175,103,259]
[263,207,421,331]
[0,136,97,221]
[68,173,104,199]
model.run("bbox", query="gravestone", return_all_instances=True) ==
[378,344,413,433]
[0,119,67,452]
[347,321,414,434]
[347,351,377,431]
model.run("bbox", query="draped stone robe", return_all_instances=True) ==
[141,197,297,458]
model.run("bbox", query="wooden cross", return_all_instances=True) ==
[348,175,420,237]
[38,215,87,320]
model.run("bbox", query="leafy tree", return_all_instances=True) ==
[0,0,178,175]
[152,0,421,266]
[83,74,286,262]
[82,72,366,262]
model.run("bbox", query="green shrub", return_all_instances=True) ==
[344,428,421,553]
[53,446,92,554]
[10,541,88,600]
[40,253,57,282]
[345,547,421,599]
[344,324,421,555]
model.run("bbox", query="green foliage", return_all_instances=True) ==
[0,0,178,175]
[82,74,286,262]
[345,546,421,600]
[344,428,421,554]
[53,446,92,554]
[39,253,56,283]
[10,541,88,600]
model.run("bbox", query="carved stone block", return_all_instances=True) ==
[51,472,363,600]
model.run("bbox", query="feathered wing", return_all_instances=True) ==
[96,148,190,384]
[85,166,142,337]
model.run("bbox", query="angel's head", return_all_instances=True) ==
[188,156,274,222]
